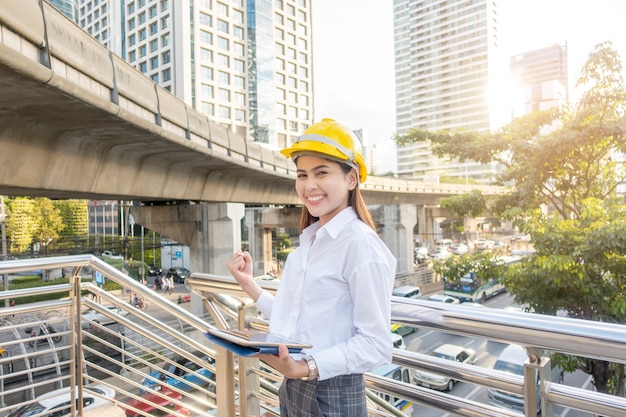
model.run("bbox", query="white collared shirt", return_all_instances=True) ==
[256,207,396,380]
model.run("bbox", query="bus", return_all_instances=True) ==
[369,364,413,415]
[443,256,521,303]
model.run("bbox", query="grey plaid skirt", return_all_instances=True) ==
[278,374,366,417]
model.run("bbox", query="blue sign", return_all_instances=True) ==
[95,271,104,285]
[175,251,182,258]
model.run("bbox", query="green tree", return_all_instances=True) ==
[394,42,626,395]
[32,197,64,253]
[6,197,36,253]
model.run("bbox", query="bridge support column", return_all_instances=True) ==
[130,203,245,315]
[373,204,417,275]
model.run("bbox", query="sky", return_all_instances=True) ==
[310,0,626,174]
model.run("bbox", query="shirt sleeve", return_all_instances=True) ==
[255,290,274,320]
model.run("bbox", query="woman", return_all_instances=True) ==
[227,118,396,416]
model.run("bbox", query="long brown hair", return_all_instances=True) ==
[299,162,377,232]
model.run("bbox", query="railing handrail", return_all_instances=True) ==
[1,256,626,417]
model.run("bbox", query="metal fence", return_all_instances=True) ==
[1,255,626,417]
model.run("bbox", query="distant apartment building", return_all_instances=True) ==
[49,0,79,21]
[76,0,313,149]
[510,43,568,116]
[393,0,508,183]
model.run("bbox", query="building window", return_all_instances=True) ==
[234,42,244,56]
[150,56,159,69]
[150,22,158,35]
[235,109,245,121]
[233,26,244,39]
[138,12,146,24]
[200,66,213,79]
[218,71,230,84]
[162,33,169,46]
[160,0,169,12]
[217,19,229,33]
[149,5,157,18]
[200,30,212,44]
[217,2,228,16]
[162,51,170,63]
[129,50,136,62]
[234,75,245,88]
[218,53,229,66]
[200,101,214,115]
[139,61,147,73]
[129,34,136,46]
[162,68,171,81]
[151,73,159,82]
[217,36,229,50]
[234,59,245,72]
[139,29,146,41]
[199,48,213,61]
[218,105,230,118]
[139,45,147,57]
[234,92,245,105]
[233,9,244,23]
[219,88,230,101]
[201,84,214,98]
[128,18,135,30]
[199,12,212,26]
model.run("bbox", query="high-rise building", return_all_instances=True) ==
[510,43,568,116]
[393,0,507,183]
[49,0,79,22]
[76,0,313,148]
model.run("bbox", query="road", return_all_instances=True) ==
[405,292,595,417]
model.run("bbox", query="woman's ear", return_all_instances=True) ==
[347,168,358,190]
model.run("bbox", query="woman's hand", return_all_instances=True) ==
[258,345,309,380]
[227,251,262,301]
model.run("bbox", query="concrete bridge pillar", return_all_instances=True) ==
[130,203,245,275]
[372,204,417,275]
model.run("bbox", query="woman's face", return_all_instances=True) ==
[295,155,357,226]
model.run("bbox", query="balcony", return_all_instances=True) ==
[0,255,625,417]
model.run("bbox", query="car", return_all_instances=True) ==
[141,355,215,393]
[124,387,189,417]
[449,243,469,255]
[391,332,407,350]
[167,267,190,284]
[427,294,460,304]
[475,239,495,250]
[6,384,119,417]
[429,247,451,260]
[412,344,476,391]
[487,344,563,413]
[101,250,123,260]
[147,264,162,276]
[392,285,421,299]
[81,305,131,329]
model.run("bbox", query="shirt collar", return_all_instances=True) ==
[319,207,358,239]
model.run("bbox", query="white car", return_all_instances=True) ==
[413,344,476,391]
[6,385,119,417]
[101,250,123,260]
[427,294,460,304]
[82,305,131,329]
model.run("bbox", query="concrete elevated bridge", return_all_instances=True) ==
[0,1,506,275]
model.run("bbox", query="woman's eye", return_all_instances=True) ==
[297,173,307,179]
[316,171,328,176]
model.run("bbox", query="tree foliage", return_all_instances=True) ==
[438,190,487,218]
[395,42,626,395]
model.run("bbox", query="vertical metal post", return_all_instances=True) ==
[538,357,554,417]
[1,196,7,307]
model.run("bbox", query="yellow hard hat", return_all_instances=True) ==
[280,118,367,182]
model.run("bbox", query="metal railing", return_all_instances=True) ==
[1,255,626,417]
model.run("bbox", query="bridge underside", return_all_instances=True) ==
[0,63,299,205]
